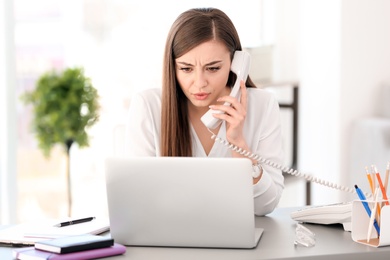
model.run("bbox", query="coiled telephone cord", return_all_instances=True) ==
[211,133,357,195]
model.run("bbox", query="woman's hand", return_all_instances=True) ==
[209,81,261,184]
[209,80,248,146]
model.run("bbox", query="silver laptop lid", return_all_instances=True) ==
[105,157,261,248]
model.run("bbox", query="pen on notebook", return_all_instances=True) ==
[374,166,390,206]
[367,187,380,242]
[354,185,380,235]
[54,217,95,227]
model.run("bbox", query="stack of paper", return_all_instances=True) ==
[0,218,109,246]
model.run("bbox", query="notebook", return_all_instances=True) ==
[105,156,263,248]
[13,243,126,260]
[0,218,109,246]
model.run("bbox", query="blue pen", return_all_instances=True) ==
[355,185,380,235]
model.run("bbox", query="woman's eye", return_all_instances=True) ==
[207,66,220,72]
[179,67,192,72]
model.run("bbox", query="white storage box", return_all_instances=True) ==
[351,200,390,247]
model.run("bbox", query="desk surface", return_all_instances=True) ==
[1,207,390,260]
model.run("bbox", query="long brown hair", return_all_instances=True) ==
[161,8,256,156]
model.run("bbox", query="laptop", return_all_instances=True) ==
[105,156,263,248]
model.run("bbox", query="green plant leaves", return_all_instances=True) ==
[21,67,100,157]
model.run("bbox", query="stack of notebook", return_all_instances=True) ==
[0,217,110,246]
[12,234,126,260]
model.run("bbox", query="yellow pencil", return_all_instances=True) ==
[366,166,375,195]
[371,165,376,194]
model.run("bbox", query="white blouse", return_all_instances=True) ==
[125,87,285,216]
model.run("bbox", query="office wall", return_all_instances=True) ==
[299,0,342,204]
[340,0,390,201]
[272,0,390,205]
[272,0,300,83]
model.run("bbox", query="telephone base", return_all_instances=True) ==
[290,201,353,232]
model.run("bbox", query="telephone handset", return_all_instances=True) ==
[200,50,251,129]
[200,51,357,195]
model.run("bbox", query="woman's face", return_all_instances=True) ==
[175,40,231,112]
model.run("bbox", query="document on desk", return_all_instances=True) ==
[0,218,109,246]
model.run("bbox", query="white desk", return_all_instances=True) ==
[2,207,390,259]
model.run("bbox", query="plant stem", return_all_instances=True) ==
[65,139,74,217]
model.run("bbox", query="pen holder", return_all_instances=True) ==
[351,200,390,247]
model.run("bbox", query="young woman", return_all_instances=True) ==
[126,8,284,216]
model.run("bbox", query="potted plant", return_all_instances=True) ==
[22,67,100,217]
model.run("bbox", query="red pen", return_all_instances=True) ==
[374,166,389,206]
